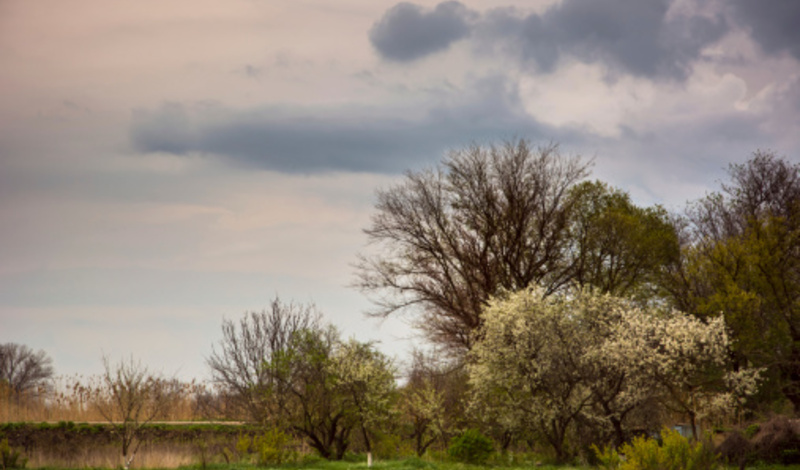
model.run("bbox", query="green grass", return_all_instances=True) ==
[30,459,585,470]
[25,457,800,470]
[165,461,584,470]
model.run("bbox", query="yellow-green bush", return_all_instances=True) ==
[0,438,27,469]
[253,428,296,465]
[235,429,297,466]
[594,428,718,470]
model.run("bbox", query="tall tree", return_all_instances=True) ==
[356,140,679,353]
[664,151,800,408]
[567,181,679,300]
[356,139,590,352]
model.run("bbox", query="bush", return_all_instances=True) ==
[373,431,413,459]
[594,428,718,470]
[0,438,27,469]
[750,416,800,464]
[447,429,494,464]
[716,431,752,467]
[253,428,296,465]
[233,429,296,465]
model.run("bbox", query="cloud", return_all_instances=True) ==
[482,0,727,79]
[130,76,560,173]
[372,0,727,79]
[728,0,800,61]
[369,1,475,61]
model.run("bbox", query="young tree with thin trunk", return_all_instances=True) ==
[331,339,396,465]
[399,350,454,457]
[95,356,181,469]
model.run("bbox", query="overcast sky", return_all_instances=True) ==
[1,0,799,382]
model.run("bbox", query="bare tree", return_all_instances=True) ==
[206,297,321,423]
[95,356,181,469]
[355,139,590,352]
[0,343,54,394]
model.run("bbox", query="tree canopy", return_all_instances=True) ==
[468,287,760,461]
[664,150,800,408]
[0,343,54,395]
[208,300,396,460]
[356,139,678,353]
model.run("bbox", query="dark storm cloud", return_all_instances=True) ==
[369,1,476,61]
[521,0,727,78]
[373,0,727,79]
[130,77,566,173]
[728,0,800,61]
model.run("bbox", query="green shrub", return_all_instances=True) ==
[235,434,252,458]
[447,429,494,464]
[744,423,760,439]
[0,438,27,470]
[253,428,296,465]
[594,428,718,470]
[373,431,414,459]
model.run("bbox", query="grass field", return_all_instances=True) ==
[24,459,800,470]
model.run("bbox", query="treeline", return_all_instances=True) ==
[2,139,800,466]
[350,140,800,461]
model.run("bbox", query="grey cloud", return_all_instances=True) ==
[130,76,566,174]
[481,0,727,79]
[729,0,800,61]
[373,0,727,79]
[369,1,475,62]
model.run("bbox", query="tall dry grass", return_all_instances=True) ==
[0,375,219,423]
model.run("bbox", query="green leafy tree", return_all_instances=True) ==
[664,151,800,408]
[206,298,321,423]
[567,181,679,300]
[273,329,396,460]
[331,339,397,462]
[211,305,396,461]
[398,350,459,456]
[275,327,350,460]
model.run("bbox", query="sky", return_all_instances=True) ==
[1,0,799,382]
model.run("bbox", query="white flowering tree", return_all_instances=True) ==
[400,382,445,456]
[469,288,594,461]
[598,310,762,439]
[331,339,396,465]
[469,287,760,460]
